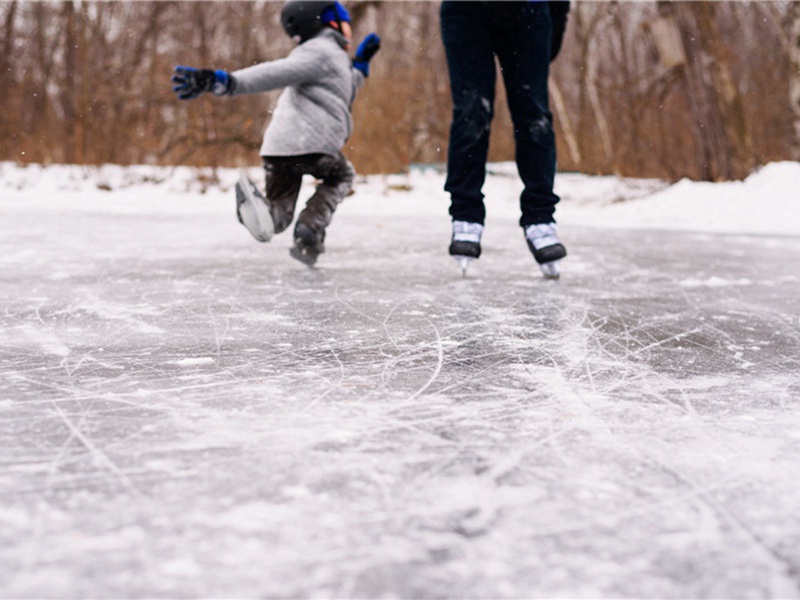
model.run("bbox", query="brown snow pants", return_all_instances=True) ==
[262,152,355,238]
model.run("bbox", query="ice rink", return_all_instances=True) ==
[2,164,800,597]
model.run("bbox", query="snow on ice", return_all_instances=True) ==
[1,161,799,598]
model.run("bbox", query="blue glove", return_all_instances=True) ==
[353,33,381,77]
[172,66,232,100]
[321,2,350,25]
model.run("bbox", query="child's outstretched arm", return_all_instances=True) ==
[172,66,233,100]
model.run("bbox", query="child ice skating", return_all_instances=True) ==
[172,1,380,266]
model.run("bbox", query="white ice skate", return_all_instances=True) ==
[524,223,567,280]
[235,171,274,243]
[449,221,483,278]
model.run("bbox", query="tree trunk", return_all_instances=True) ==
[791,1,800,161]
[0,2,17,159]
[693,2,755,178]
[60,1,79,164]
[550,77,581,165]
[666,2,755,180]
[572,3,608,174]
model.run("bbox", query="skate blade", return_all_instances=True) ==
[289,245,319,267]
[539,260,561,280]
[236,172,274,243]
[453,256,474,278]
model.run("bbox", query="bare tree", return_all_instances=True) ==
[0,1,17,159]
[656,2,755,180]
[791,1,800,160]
[0,1,795,179]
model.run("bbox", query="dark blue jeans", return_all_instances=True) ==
[441,1,560,227]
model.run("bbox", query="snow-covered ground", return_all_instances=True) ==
[1,161,799,598]
[2,159,799,235]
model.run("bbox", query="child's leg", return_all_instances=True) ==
[296,152,355,236]
[263,157,303,235]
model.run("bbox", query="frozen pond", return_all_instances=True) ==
[1,168,800,597]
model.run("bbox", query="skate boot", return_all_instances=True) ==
[524,223,567,280]
[449,221,484,277]
[235,171,274,242]
[290,222,325,267]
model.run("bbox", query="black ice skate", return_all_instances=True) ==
[449,221,484,277]
[290,222,325,267]
[524,223,567,280]
[235,171,274,243]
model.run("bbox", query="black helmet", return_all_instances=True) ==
[281,0,336,43]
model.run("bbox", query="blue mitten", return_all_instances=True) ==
[353,33,381,77]
[321,2,350,26]
[172,66,232,100]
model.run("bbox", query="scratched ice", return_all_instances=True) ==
[1,164,799,598]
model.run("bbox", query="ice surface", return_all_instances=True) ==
[1,163,800,598]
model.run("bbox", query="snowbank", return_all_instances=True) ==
[556,161,800,236]
[1,161,798,237]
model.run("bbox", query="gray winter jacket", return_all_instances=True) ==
[230,29,364,157]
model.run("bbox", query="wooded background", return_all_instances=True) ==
[2,1,799,181]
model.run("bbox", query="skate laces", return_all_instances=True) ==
[452,221,483,243]
[525,223,560,250]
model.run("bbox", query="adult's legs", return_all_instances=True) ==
[493,2,561,227]
[441,1,497,226]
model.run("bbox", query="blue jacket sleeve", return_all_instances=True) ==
[229,45,330,95]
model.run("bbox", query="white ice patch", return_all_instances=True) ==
[74,295,166,334]
[159,557,203,577]
[171,357,215,367]
[207,501,295,532]
[679,277,754,288]
[13,325,71,356]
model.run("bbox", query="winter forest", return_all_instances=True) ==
[2,0,800,182]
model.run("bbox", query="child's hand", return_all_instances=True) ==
[353,33,381,78]
[172,66,232,100]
